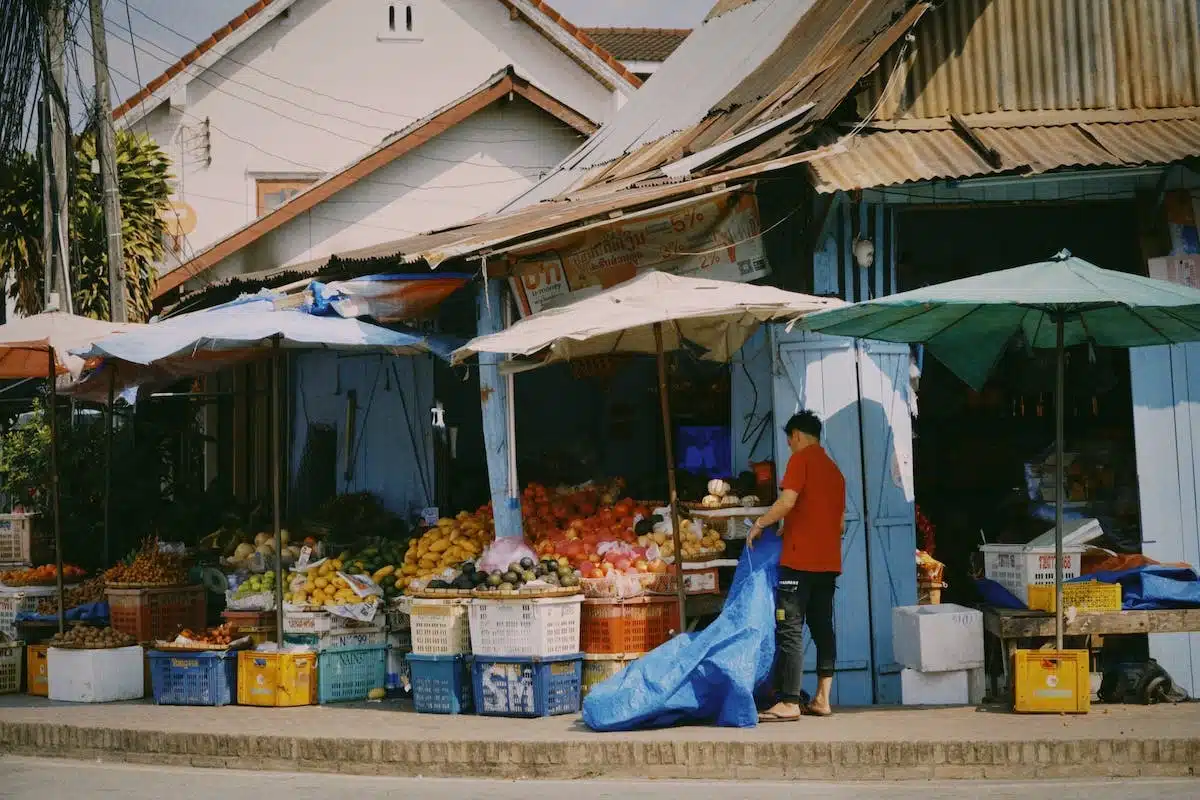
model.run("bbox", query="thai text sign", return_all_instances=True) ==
[509,191,770,317]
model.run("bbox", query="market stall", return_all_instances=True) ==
[803,250,1200,712]
[0,313,136,637]
[455,270,841,629]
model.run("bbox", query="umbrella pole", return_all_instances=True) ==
[48,347,65,635]
[103,368,114,568]
[272,338,284,645]
[653,323,688,633]
[1054,315,1065,651]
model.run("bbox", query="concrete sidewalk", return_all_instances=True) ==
[0,696,1197,781]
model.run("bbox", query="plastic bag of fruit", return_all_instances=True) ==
[478,537,537,575]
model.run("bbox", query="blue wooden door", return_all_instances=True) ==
[1131,343,1200,695]
[771,327,874,706]
[856,339,918,704]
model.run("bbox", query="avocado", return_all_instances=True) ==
[502,571,519,584]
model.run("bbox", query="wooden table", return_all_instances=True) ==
[983,606,1200,695]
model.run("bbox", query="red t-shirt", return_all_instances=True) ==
[779,445,846,573]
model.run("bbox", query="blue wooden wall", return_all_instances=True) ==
[290,350,436,520]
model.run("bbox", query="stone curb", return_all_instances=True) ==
[1,722,1198,780]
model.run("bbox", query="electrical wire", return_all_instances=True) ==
[97,17,561,171]
[124,4,585,134]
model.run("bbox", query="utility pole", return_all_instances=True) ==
[46,0,72,314]
[89,0,126,322]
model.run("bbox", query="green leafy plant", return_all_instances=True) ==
[0,129,172,321]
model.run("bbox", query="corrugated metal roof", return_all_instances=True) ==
[805,117,1200,192]
[504,0,929,208]
[286,177,752,270]
[861,0,1200,119]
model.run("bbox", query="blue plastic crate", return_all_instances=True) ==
[471,653,582,718]
[317,645,386,704]
[147,650,237,707]
[406,653,472,714]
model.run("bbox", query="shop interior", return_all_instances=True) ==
[896,201,1147,608]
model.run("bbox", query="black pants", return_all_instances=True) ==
[774,567,837,703]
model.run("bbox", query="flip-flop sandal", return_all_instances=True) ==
[802,705,833,718]
[758,710,801,723]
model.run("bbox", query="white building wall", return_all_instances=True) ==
[206,98,582,281]
[125,0,619,273]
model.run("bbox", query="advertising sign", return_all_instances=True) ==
[509,191,770,317]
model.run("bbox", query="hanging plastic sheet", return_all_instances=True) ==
[303,274,470,323]
[583,529,781,731]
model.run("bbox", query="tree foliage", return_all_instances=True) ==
[0,129,172,321]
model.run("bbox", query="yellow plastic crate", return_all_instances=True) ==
[1027,582,1121,613]
[237,650,316,707]
[1013,649,1090,714]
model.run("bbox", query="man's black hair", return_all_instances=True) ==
[784,410,822,439]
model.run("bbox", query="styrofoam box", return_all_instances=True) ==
[48,645,144,703]
[900,668,968,706]
[892,604,984,673]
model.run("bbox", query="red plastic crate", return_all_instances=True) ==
[106,586,206,643]
[580,597,679,656]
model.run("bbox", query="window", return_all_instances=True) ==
[256,178,315,216]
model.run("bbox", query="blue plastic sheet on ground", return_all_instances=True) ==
[15,601,109,624]
[582,529,781,731]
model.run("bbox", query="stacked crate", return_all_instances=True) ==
[467,596,584,717]
[283,610,385,704]
[405,598,471,713]
[579,596,678,698]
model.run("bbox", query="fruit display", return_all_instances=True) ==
[646,518,726,561]
[399,511,494,593]
[35,576,106,615]
[103,538,189,586]
[175,623,238,646]
[1,563,86,587]
[47,625,136,649]
[287,558,376,608]
[430,556,580,594]
[230,570,276,599]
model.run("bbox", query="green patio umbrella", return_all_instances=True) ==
[800,250,1200,649]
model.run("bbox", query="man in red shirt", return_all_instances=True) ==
[747,410,846,721]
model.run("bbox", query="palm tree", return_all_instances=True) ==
[0,129,172,321]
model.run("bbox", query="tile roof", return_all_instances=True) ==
[114,0,272,119]
[115,0,638,121]
[581,27,691,63]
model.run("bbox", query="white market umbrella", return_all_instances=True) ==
[456,271,843,627]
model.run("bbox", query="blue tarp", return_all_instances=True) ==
[976,566,1200,611]
[15,600,109,624]
[582,529,781,731]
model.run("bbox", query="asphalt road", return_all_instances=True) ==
[0,758,1195,798]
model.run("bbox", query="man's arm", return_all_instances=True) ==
[746,490,798,548]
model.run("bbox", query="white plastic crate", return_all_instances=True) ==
[0,641,22,694]
[48,645,144,703]
[0,591,41,641]
[0,514,35,565]
[979,544,1084,606]
[469,596,583,658]
[282,610,381,635]
[410,599,471,655]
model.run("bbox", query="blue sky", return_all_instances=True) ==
[98,0,714,106]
